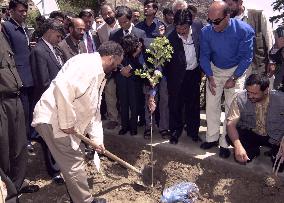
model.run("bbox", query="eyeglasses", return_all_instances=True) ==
[207,16,226,25]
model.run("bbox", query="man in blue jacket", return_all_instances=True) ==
[199,1,254,158]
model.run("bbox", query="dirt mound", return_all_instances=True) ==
[20,133,284,203]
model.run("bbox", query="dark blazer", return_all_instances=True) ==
[2,18,33,87]
[109,26,146,68]
[164,22,202,95]
[58,35,87,61]
[30,39,64,102]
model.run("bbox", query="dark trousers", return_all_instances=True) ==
[228,128,279,160]
[20,86,35,141]
[116,74,139,131]
[168,69,201,137]
[0,168,18,203]
[0,97,27,191]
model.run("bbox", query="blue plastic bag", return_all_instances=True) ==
[160,182,199,203]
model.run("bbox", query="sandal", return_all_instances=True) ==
[144,129,151,140]
[160,130,170,139]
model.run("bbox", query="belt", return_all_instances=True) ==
[0,91,20,99]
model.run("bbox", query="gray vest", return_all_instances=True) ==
[243,10,269,74]
[237,90,284,144]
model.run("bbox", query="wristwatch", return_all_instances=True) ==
[230,75,239,81]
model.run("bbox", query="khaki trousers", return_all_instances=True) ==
[35,124,93,203]
[205,65,249,147]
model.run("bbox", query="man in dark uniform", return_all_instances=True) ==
[0,26,38,202]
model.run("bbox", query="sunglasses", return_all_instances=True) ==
[207,16,226,25]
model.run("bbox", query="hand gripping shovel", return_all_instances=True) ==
[74,132,146,187]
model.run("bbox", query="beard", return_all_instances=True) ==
[104,17,115,25]
[230,9,239,18]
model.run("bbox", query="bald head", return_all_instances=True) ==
[208,1,230,32]
[208,1,229,17]
[69,18,85,41]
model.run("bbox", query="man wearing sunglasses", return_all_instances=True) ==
[199,1,254,158]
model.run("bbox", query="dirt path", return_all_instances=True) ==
[20,132,284,203]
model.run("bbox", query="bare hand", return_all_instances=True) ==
[224,78,236,89]
[208,76,217,96]
[95,144,105,154]
[120,65,132,78]
[234,145,250,163]
[132,42,142,58]
[148,95,156,113]
[267,63,276,78]
[61,127,76,134]
[158,24,166,36]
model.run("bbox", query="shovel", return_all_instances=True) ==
[74,132,142,175]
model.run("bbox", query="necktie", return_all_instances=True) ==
[124,29,129,36]
[86,32,94,53]
[54,47,63,66]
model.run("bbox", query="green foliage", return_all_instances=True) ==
[135,36,173,87]
[57,0,106,14]
[270,0,284,25]
[26,9,40,27]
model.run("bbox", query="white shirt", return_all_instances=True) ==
[123,24,133,36]
[178,30,198,70]
[32,53,107,150]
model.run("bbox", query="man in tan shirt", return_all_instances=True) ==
[227,74,284,172]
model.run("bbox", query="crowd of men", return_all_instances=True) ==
[0,0,284,202]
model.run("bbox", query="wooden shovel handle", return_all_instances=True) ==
[74,132,142,175]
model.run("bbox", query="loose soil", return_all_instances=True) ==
[20,132,284,203]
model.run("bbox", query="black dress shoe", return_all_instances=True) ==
[53,175,65,185]
[118,128,128,135]
[130,130,137,136]
[200,141,218,149]
[170,135,179,144]
[19,185,39,194]
[91,198,107,203]
[219,147,231,159]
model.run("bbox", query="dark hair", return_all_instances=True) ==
[144,0,158,10]
[163,8,173,16]
[120,34,140,56]
[98,41,124,57]
[245,73,270,91]
[41,18,65,36]
[49,11,65,20]
[78,9,94,18]
[174,8,192,26]
[9,0,28,10]
[63,11,76,19]
[35,15,46,24]
[115,6,132,20]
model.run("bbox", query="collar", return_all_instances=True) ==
[42,37,55,53]
[177,27,192,43]
[10,17,25,29]
[123,24,133,35]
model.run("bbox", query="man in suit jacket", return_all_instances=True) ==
[97,4,121,130]
[164,8,202,144]
[30,19,65,185]
[79,9,100,53]
[109,6,146,136]
[2,0,35,152]
[58,18,87,61]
